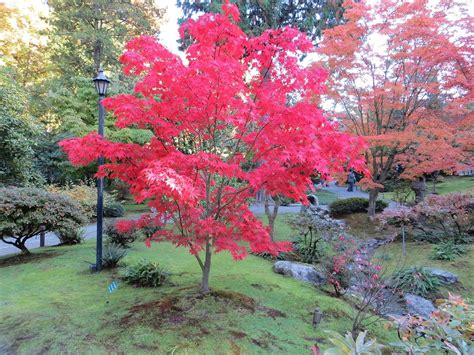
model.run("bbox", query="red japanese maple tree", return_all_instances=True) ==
[319,0,473,216]
[60,2,364,293]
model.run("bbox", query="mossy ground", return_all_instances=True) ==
[8,191,472,353]
[341,213,473,301]
[0,234,398,354]
[373,241,473,300]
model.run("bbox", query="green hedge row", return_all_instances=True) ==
[329,197,388,216]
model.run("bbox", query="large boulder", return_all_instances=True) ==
[427,268,458,284]
[405,294,435,319]
[273,261,326,286]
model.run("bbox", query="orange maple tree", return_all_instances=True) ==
[319,0,473,216]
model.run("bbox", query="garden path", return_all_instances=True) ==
[0,184,395,257]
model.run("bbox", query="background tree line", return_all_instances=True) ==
[0,0,164,186]
[1,0,347,187]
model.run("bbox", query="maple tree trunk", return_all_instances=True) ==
[368,190,379,218]
[264,194,280,241]
[411,177,427,204]
[200,239,212,294]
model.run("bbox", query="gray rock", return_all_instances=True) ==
[427,268,458,284]
[405,294,435,319]
[273,261,326,286]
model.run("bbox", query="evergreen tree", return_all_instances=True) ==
[177,0,345,42]
[48,0,165,77]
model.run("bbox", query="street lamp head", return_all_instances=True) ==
[93,67,110,96]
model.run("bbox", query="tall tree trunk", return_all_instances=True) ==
[411,177,427,204]
[368,190,379,218]
[264,194,280,241]
[200,238,212,294]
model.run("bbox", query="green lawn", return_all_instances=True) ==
[0,237,398,353]
[373,242,473,300]
[123,202,150,214]
[383,175,474,202]
[257,213,298,242]
[435,175,474,194]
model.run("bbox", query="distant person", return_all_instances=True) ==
[347,170,356,192]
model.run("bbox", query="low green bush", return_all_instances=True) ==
[0,187,87,254]
[323,330,384,354]
[48,181,120,219]
[431,242,468,261]
[104,221,137,248]
[391,266,443,297]
[102,244,127,269]
[329,198,388,216]
[56,227,85,245]
[122,259,169,287]
[103,202,124,218]
[293,236,324,264]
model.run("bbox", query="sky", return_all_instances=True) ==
[158,1,183,56]
[2,0,183,54]
[4,0,473,60]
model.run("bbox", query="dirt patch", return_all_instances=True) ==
[229,330,247,339]
[120,289,287,339]
[324,307,348,319]
[120,290,258,331]
[229,340,241,355]
[258,306,287,319]
[250,283,281,292]
[0,250,63,268]
[210,290,257,311]
[250,331,279,350]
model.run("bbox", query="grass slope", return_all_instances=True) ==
[373,241,473,300]
[0,238,397,354]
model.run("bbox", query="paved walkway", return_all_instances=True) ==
[320,182,369,199]
[0,224,98,257]
[0,183,394,257]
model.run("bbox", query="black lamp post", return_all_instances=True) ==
[92,68,110,272]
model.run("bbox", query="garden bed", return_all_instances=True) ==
[0,239,398,353]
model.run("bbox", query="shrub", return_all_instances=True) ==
[321,330,384,355]
[288,208,345,263]
[251,251,288,261]
[102,244,128,269]
[380,191,473,244]
[431,242,468,261]
[110,179,130,201]
[47,181,122,219]
[103,202,124,218]
[329,198,388,216]
[135,223,161,240]
[0,187,87,254]
[104,221,137,248]
[122,259,169,287]
[413,192,473,244]
[393,295,474,354]
[391,266,443,297]
[293,236,324,264]
[56,227,85,245]
[322,235,358,297]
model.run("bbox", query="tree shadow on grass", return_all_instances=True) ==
[0,250,63,268]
